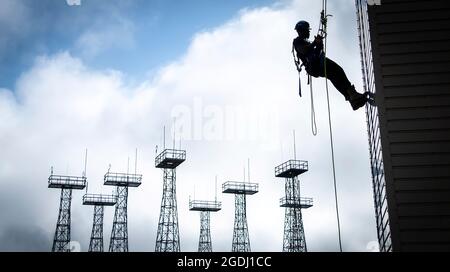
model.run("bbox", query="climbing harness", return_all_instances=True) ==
[292,35,317,136]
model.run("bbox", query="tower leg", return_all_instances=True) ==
[198,211,212,252]
[89,205,105,252]
[283,177,307,252]
[232,194,251,252]
[52,188,72,252]
[155,168,180,252]
[109,186,128,252]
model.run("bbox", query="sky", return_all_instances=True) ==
[0,0,378,252]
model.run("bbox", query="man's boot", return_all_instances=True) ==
[346,85,367,111]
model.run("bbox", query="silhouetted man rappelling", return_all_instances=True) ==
[293,20,369,111]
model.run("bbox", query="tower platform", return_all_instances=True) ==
[222,181,258,195]
[48,175,87,189]
[155,149,186,169]
[280,197,313,209]
[189,200,222,212]
[275,160,308,178]
[83,194,117,206]
[104,172,142,187]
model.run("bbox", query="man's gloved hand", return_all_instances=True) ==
[314,35,323,45]
[313,35,324,50]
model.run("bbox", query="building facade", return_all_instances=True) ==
[356,0,450,251]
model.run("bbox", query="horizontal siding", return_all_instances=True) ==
[382,73,450,87]
[386,107,450,120]
[397,203,450,216]
[387,118,450,131]
[380,51,450,66]
[385,95,450,108]
[371,0,450,251]
[391,153,450,166]
[400,230,450,243]
[383,84,449,97]
[395,190,450,203]
[377,19,450,34]
[394,178,450,191]
[398,216,450,230]
[392,165,450,178]
[386,108,450,120]
[400,243,450,252]
[377,10,450,24]
[378,0,449,12]
[378,30,450,45]
[382,62,450,76]
[379,40,450,55]
[390,142,450,154]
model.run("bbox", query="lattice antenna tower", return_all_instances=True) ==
[222,161,259,252]
[48,150,88,252]
[155,124,186,252]
[104,150,142,252]
[82,193,117,252]
[189,177,222,252]
[275,130,313,252]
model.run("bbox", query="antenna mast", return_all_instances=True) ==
[127,156,130,175]
[84,148,88,177]
[293,130,297,160]
[248,158,250,182]
[215,175,218,202]
[173,117,176,150]
[135,148,138,176]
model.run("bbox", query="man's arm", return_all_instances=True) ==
[293,38,313,56]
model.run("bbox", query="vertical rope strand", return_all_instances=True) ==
[322,0,343,252]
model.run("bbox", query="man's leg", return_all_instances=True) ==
[321,58,367,110]
[322,58,352,100]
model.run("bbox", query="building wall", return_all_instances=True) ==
[357,0,450,251]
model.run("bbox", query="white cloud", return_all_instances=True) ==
[0,0,377,252]
[66,0,81,6]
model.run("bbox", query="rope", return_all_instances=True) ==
[309,75,317,135]
[321,0,343,252]
[292,43,303,97]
